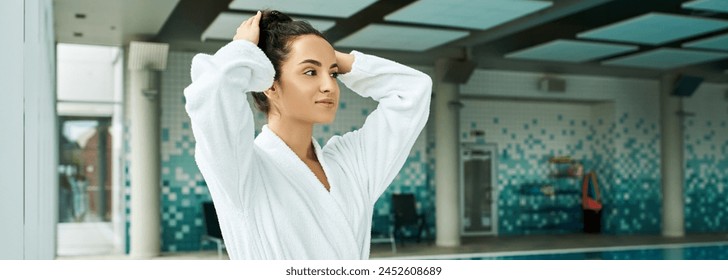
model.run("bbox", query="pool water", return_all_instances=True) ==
[454,243,728,260]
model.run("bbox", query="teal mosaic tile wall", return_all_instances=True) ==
[684,85,728,232]
[601,111,662,234]
[602,115,663,235]
[608,85,663,234]
[461,100,601,235]
[460,71,666,235]
[590,103,617,232]
[123,124,130,253]
[124,51,432,252]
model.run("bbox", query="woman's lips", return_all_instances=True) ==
[315,99,336,107]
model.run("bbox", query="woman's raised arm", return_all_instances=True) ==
[327,51,432,203]
[183,12,273,211]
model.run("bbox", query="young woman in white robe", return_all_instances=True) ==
[184,10,432,259]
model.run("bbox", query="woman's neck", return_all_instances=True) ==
[267,117,316,161]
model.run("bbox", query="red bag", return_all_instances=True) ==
[582,172,602,211]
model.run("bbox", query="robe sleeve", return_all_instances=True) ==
[183,40,274,211]
[330,51,432,203]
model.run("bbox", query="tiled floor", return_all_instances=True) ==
[57,222,118,256]
[55,232,728,260]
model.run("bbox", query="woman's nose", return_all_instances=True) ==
[320,76,337,93]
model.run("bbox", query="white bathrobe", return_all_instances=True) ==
[184,39,431,260]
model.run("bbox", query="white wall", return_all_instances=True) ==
[56,44,119,116]
[57,44,116,102]
[0,0,57,259]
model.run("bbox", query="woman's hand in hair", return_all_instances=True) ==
[234,11,262,44]
[334,50,354,75]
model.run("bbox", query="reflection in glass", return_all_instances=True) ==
[58,118,112,223]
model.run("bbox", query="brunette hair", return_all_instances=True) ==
[251,10,325,115]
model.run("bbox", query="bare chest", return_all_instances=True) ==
[303,159,331,191]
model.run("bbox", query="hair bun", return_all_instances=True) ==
[260,10,292,29]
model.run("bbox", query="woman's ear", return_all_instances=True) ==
[264,82,282,117]
[264,82,279,100]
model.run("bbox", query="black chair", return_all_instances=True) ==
[392,193,427,246]
[201,201,226,259]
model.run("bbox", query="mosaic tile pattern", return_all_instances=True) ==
[461,100,597,235]
[124,51,432,252]
[607,87,662,234]
[589,103,617,233]
[123,124,131,253]
[371,132,434,240]
[683,85,728,232]
[601,112,663,234]
[460,71,667,235]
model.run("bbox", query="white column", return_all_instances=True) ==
[434,59,461,247]
[129,70,162,258]
[0,0,25,260]
[23,0,58,259]
[111,48,126,252]
[1,0,56,260]
[660,74,685,237]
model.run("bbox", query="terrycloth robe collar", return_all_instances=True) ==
[254,125,331,192]
[253,124,361,258]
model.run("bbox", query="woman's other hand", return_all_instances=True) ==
[234,11,261,44]
[334,50,354,75]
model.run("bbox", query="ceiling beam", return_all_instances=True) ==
[155,0,231,44]
[323,0,416,43]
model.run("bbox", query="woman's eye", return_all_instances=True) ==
[330,72,339,78]
[304,70,316,76]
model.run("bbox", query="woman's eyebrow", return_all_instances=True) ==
[299,59,321,67]
[299,59,338,69]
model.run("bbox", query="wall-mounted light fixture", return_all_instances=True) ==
[538,75,566,93]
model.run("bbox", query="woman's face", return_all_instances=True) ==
[267,34,340,124]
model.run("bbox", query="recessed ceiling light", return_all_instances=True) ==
[683,0,728,14]
[577,12,728,45]
[75,13,86,19]
[683,32,728,52]
[201,12,336,41]
[505,39,638,63]
[229,0,377,18]
[601,48,728,69]
[334,24,469,51]
[384,0,552,30]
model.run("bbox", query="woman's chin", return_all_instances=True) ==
[316,115,336,124]
[318,118,335,124]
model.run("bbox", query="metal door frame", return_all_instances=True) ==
[459,142,499,236]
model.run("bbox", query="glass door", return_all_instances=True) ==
[58,117,112,223]
[460,143,498,236]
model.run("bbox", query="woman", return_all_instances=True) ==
[184,10,431,259]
